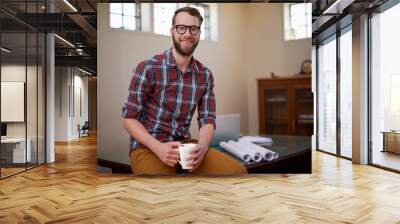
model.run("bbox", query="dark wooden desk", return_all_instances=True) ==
[218,135,311,174]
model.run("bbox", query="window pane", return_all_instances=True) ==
[318,38,337,154]
[291,15,307,27]
[306,4,312,14]
[110,3,122,14]
[294,27,307,39]
[123,3,135,17]
[188,4,207,40]
[286,3,311,40]
[123,15,136,30]
[371,2,400,171]
[340,29,352,158]
[189,4,205,17]
[110,14,122,28]
[154,3,177,36]
[1,31,28,177]
[391,75,400,114]
[290,4,306,16]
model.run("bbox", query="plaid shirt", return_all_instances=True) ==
[122,48,216,154]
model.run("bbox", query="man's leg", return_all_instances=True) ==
[192,147,248,174]
[130,148,177,175]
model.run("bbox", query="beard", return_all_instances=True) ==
[172,35,199,57]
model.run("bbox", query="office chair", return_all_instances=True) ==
[79,121,90,138]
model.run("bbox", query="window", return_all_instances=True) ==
[317,36,337,154]
[284,3,312,41]
[371,2,400,171]
[188,3,211,40]
[153,3,178,36]
[339,28,352,158]
[153,3,211,40]
[110,3,140,31]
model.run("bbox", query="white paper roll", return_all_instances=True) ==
[238,141,279,162]
[228,140,263,162]
[238,136,273,144]
[220,141,251,163]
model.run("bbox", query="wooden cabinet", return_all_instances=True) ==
[258,76,313,136]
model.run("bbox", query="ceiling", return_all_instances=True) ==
[311,0,390,44]
[2,0,395,73]
[0,0,97,75]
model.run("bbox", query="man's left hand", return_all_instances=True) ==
[186,143,208,172]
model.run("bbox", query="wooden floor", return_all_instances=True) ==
[1,135,400,223]
[1,167,26,178]
[373,150,400,171]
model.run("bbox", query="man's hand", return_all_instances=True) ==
[186,143,208,171]
[153,142,181,167]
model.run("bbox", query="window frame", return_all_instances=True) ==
[109,3,141,31]
[152,3,212,40]
[187,3,211,40]
[284,3,312,41]
[315,24,353,161]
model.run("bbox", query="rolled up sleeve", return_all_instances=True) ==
[197,71,216,129]
[122,61,152,119]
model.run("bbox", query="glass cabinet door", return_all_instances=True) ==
[264,88,289,134]
[294,88,313,136]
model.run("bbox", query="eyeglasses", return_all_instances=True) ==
[174,25,200,35]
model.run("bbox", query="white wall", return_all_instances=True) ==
[1,65,40,138]
[97,3,311,165]
[55,67,69,141]
[54,67,89,141]
[1,64,46,164]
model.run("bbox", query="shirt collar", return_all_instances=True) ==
[165,48,199,73]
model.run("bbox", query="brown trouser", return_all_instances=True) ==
[129,143,247,175]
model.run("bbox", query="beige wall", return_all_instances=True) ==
[243,4,312,135]
[97,3,311,164]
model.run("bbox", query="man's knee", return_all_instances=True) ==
[194,148,248,174]
[129,148,177,175]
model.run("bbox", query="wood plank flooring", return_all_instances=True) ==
[1,134,400,223]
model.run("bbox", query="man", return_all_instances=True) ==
[122,7,247,175]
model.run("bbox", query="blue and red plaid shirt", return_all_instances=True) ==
[122,48,216,154]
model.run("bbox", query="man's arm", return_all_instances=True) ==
[122,119,180,167]
[197,123,215,149]
[187,71,216,171]
[122,62,179,166]
[122,118,163,153]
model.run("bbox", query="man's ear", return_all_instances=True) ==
[170,27,173,36]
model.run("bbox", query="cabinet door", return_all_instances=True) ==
[263,87,289,135]
[293,87,313,136]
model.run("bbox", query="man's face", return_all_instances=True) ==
[171,12,201,57]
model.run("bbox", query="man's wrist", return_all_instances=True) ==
[148,140,162,155]
[197,141,209,150]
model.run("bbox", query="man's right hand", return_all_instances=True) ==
[153,142,181,167]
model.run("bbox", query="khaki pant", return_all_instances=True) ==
[129,143,247,175]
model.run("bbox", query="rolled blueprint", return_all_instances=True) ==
[220,141,251,163]
[238,136,273,144]
[238,141,279,162]
[228,140,263,162]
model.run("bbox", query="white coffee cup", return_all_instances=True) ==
[178,143,196,169]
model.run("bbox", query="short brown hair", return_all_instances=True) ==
[172,7,203,26]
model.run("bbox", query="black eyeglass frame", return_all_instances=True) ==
[174,25,201,35]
